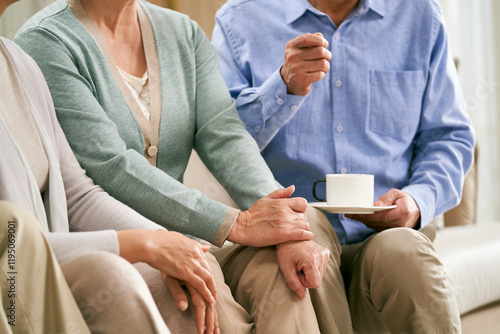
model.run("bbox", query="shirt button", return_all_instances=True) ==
[335,79,342,87]
[290,105,298,111]
[147,145,158,157]
[277,97,284,105]
[340,167,347,174]
[337,124,344,132]
[254,125,261,132]
[333,32,340,40]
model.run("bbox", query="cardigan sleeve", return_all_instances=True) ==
[189,21,282,210]
[15,27,239,246]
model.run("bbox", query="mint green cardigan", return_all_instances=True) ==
[15,0,280,246]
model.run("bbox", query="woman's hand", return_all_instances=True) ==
[163,275,219,334]
[227,186,314,247]
[117,229,217,305]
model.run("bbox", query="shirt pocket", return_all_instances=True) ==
[369,70,425,138]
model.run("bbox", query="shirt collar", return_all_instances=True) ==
[364,0,386,17]
[285,0,386,25]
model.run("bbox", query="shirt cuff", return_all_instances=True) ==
[402,184,437,229]
[211,207,240,247]
[260,69,307,121]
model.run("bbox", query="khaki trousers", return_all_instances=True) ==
[61,252,173,333]
[210,206,353,334]
[341,228,461,334]
[0,200,352,333]
[0,201,89,334]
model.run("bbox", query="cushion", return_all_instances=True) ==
[434,223,500,314]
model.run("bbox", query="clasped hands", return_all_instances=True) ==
[164,185,328,332]
[118,185,329,334]
[228,185,331,300]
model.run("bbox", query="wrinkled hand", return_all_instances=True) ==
[227,186,314,247]
[281,32,332,96]
[276,240,330,299]
[118,230,217,305]
[145,231,217,304]
[345,188,420,231]
[163,276,219,334]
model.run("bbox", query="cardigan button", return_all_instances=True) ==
[147,145,158,157]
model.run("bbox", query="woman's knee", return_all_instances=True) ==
[61,251,151,323]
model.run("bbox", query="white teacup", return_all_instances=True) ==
[313,174,374,206]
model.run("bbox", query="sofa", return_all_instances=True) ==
[433,146,500,333]
[183,146,500,333]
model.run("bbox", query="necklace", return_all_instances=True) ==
[117,66,148,86]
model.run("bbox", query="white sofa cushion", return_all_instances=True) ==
[433,223,500,315]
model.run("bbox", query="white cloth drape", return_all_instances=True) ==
[440,0,500,224]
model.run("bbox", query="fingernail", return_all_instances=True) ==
[374,200,383,206]
[178,300,188,311]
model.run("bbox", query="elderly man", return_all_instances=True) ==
[213,0,475,332]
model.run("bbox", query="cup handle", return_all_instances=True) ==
[312,179,326,202]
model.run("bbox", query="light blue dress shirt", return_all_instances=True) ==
[213,0,475,244]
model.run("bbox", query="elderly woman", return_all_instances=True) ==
[0,0,224,332]
[14,0,350,333]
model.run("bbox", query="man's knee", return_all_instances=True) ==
[361,228,444,291]
[364,228,433,260]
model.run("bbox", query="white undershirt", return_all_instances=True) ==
[117,66,151,122]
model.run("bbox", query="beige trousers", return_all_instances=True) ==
[210,206,353,334]
[61,252,173,333]
[0,200,351,333]
[305,206,353,334]
[341,228,461,334]
[0,201,90,334]
[63,237,330,334]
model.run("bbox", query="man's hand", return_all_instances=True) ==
[346,188,420,230]
[281,32,332,96]
[276,240,330,299]
[227,185,314,247]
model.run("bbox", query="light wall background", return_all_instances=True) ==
[1,0,499,223]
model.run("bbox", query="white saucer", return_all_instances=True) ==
[309,202,397,214]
